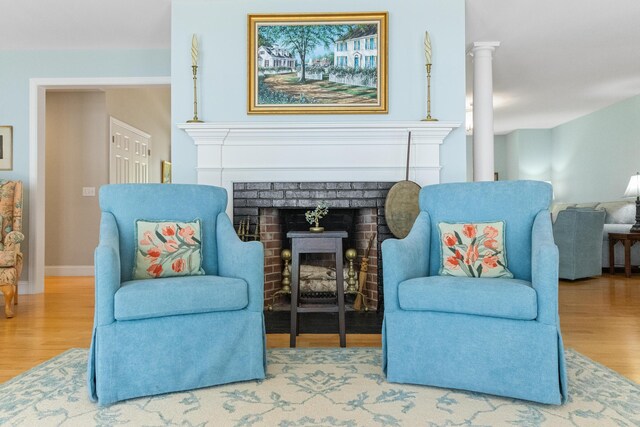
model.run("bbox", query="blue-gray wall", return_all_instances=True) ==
[171,0,467,183]
[551,95,640,203]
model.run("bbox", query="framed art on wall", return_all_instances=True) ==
[161,161,172,183]
[248,12,388,115]
[0,126,13,171]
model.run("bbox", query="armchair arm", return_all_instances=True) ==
[381,212,431,311]
[4,231,24,249]
[532,210,559,326]
[217,213,264,312]
[94,212,121,326]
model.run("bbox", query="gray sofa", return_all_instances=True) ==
[551,201,638,269]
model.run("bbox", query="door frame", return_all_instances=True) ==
[28,77,170,294]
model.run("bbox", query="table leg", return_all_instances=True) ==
[624,240,632,278]
[290,245,300,348]
[609,238,616,275]
[335,245,346,348]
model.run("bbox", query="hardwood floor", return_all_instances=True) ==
[0,274,638,383]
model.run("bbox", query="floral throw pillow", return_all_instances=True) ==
[132,219,205,279]
[438,221,513,279]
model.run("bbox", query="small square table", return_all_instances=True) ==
[287,230,347,348]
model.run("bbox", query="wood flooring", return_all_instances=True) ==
[0,274,638,384]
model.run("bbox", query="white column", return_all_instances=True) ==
[470,41,500,182]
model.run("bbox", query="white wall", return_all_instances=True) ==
[44,87,171,271]
[105,87,171,183]
[171,0,467,184]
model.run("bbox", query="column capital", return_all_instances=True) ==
[467,41,501,56]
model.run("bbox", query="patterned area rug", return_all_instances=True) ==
[1,348,638,426]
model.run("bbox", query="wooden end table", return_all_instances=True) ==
[288,230,347,348]
[608,232,640,278]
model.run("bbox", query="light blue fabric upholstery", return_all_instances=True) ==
[398,276,537,320]
[382,180,568,405]
[88,184,266,406]
[553,208,605,280]
[114,276,249,321]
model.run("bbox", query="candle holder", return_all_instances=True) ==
[422,64,438,122]
[187,65,203,123]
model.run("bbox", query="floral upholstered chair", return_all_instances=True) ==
[0,180,24,318]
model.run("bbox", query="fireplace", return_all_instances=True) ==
[233,182,394,311]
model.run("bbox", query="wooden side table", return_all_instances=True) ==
[288,230,347,348]
[608,232,640,278]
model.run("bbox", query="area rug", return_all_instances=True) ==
[1,348,638,426]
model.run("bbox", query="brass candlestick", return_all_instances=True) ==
[187,65,203,123]
[422,63,438,122]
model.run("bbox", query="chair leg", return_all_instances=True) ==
[0,284,15,318]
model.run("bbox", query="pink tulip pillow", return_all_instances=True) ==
[438,221,513,278]
[132,219,205,279]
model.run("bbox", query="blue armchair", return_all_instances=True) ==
[88,184,266,405]
[382,180,567,404]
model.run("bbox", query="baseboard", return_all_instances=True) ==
[45,265,94,276]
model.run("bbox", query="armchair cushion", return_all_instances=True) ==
[438,221,512,278]
[133,219,205,279]
[114,275,248,321]
[0,250,16,267]
[398,276,537,320]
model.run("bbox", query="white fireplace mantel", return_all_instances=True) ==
[178,121,460,215]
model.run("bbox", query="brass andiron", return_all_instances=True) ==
[345,248,358,294]
[237,216,260,242]
[187,65,203,123]
[423,63,438,122]
[267,249,292,311]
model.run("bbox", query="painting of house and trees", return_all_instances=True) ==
[248,12,388,114]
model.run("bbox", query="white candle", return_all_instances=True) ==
[424,31,432,65]
[191,34,198,67]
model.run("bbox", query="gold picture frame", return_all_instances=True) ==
[161,161,172,183]
[0,126,13,171]
[248,12,388,115]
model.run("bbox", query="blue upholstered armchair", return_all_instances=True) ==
[88,184,266,405]
[382,181,567,404]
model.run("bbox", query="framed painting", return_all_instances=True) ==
[248,12,388,115]
[161,161,172,183]
[0,126,13,171]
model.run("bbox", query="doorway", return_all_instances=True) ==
[29,77,170,293]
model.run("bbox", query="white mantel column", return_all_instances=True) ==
[470,41,500,182]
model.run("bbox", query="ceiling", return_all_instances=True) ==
[2,0,639,135]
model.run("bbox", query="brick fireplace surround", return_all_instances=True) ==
[178,121,459,312]
[233,182,394,311]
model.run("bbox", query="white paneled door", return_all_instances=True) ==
[109,117,151,184]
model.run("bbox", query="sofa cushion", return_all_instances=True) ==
[438,221,513,279]
[114,275,248,321]
[398,276,537,320]
[132,219,205,279]
[574,202,599,209]
[596,201,635,224]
